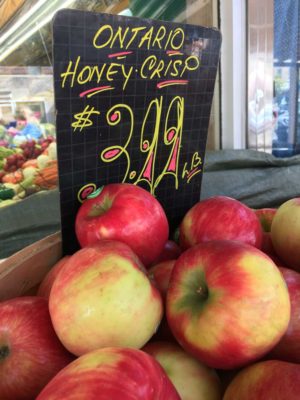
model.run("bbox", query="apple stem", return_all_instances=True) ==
[0,345,10,361]
[87,186,104,199]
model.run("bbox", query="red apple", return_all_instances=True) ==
[151,240,181,265]
[49,240,163,356]
[268,267,300,362]
[37,347,180,399]
[143,341,222,400]
[75,183,169,266]
[271,198,300,271]
[254,208,276,232]
[166,240,290,369]
[254,208,277,257]
[0,297,73,400]
[223,360,300,400]
[148,260,176,342]
[148,260,176,300]
[180,196,263,250]
[37,256,71,300]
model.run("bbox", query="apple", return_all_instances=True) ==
[37,347,180,399]
[49,240,163,356]
[166,240,290,369]
[254,208,276,232]
[223,360,300,400]
[143,341,222,400]
[271,198,300,271]
[147,260,176,342]
[268,267,300,362]
[151,240,181,265]
[254,208,277,257]
[37,256,71,300]
[180,196,263,250]
[0,297,73,400]
[148,260,176,300]
[75,183,169,266]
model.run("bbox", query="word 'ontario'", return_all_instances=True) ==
[93,24,185,50]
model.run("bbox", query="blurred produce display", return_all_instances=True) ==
[0,132,57,207]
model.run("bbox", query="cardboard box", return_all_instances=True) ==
[0,232,62,301]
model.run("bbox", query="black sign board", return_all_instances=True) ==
[53,9,221,254]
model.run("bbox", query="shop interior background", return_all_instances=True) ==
[0,0,299,156]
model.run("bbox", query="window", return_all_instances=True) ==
[247,0,300,156]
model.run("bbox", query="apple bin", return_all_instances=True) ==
[1,192,300,400]
[2,5,300,400]
[0,232,62,302]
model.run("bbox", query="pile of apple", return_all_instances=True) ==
[1,183,300,399]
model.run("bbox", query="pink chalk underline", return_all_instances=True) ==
[157,80,188,89]
[166,50,183,55]
[79,86,113,97]
[108,51,133,58]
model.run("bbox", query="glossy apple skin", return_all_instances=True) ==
[268,267,300,362]
[223,360,300,400]
[166,240,290,369]
[37,347,180,400]
[37,256,71,300]
[143,341,222,400]
[254,208,277,256]
[148,260,176,301]
[0,297,73,400]
[180,196,263,250]
[271,198,300,271]
[49,240,163,356]
[75,183,169,266]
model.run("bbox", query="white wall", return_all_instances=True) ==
[220,0,247,149]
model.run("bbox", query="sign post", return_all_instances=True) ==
[53,10,221,253]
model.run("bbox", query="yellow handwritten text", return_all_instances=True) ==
[100,104,134,183]
[72,105,100,132]
[93,24,185,51]
[61,56,133,90]
[153,96,184,191]
[182,152,202,183]
[140,55,200,79]
[99,96,187,195]
[132,97,162,191]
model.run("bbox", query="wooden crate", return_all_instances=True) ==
[0,232,62,301]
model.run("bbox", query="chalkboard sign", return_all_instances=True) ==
[53,9,221,254]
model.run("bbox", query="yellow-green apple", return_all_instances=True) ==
[268,267,300,362]
[148,260,176,301]
[75,183,169,266]
[37,256,70,300]
[271,198,300,271]
[151,241,181,265]
[36,347,180,400]
[0,297,73,400]
[180,196,263,250]
[166,240,290,369]
[143,341,222,400]
[254,208,277,256]
[223,360,300,400]
[49,240,163,356]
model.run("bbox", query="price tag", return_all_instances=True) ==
[53,9,221,253]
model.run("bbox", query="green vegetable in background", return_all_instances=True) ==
[0,146,14,160]
[0,185,15,200]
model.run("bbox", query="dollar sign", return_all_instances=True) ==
[72,105,100,132]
